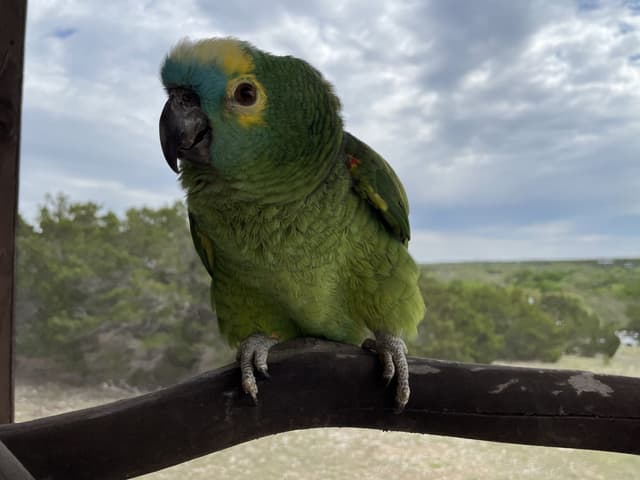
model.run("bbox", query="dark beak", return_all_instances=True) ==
[159,88,212,173]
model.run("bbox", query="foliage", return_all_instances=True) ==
[539,293,620,358]
[626,304,640,335]
[16,194,233,387]
[413,277,504,363]
[16,195,628,385]
[413,277,565,363]
[426,260,639,330]
[509,268,573,293]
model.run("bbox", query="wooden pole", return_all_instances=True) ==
[0,0,27,425]
[0,339,638,479]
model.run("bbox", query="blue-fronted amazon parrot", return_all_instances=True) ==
[159,38,425,411]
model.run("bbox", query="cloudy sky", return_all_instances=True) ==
[20,0,640,262]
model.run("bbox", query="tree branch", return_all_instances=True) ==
[0,339,638,479]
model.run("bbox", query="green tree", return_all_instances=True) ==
[413,277,503,363]
[540,293,619,358]
[625,304,640,335]
[466,285,564,362]
[414,277,565,363]
[16,195,233,387]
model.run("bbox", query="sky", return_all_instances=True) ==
[19,0,640,262]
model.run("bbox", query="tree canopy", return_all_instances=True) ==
[15,195,625,386]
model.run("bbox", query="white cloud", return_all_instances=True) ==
[19,0,640,262]
[411,223,640,263]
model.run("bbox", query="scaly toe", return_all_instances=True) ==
[253,338,277,375]
[368,332,411,413]
[380,350,395,386]
[239,346,258,404]
[237,334,278,403]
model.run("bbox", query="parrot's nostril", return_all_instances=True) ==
[181,91,200,106]
[169,88,201,108]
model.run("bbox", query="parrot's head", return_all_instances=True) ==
[159,37,343,198]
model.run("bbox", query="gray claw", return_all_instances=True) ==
[364,332,410,413]
[237,333,278,403]
[380,349,395,386]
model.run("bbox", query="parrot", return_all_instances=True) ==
[159,37,426,411]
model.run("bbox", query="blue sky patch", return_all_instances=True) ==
[52,27,77,39]
[625,0,640,14]
[619,22,635,34]
[577,0,601,11]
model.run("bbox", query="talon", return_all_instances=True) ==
[243,378,259,405]
[380,350,395,386]
[365,332,411,412]
[237,333,278,403]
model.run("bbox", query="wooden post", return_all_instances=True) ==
[0,0,27,424]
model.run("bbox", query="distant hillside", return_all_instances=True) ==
[422,259,640,329]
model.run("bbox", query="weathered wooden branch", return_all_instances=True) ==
[0,0,27,426]
[0,339,638,479]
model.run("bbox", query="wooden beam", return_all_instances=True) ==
[0,0,27,425]
[0,339,638,479]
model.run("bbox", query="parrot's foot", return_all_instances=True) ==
[362,332,410,413]
[237,333,279,404]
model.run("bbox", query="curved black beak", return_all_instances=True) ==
[159,88,212,173]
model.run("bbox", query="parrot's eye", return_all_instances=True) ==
[233,82,257,106]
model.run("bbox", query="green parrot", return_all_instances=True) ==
[159,37,425,411]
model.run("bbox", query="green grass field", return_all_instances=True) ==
[15,346,640,479]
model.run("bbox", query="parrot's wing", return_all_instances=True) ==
[344,131,411,245]
[188,210,215,277]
